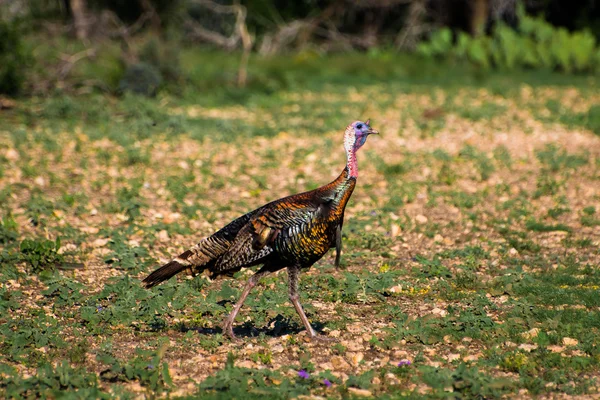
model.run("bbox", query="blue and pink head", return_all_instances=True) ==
[344,119,378,177]
[344,119,378,153]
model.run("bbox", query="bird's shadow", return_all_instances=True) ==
[178,313,327,339]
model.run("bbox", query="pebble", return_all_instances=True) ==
[347,388,372,397]
[94,248,112,257]
[158,229,170,242]
[237,360,255,369]
[350,352,364,367]
[164,212,181,223]
[331,356,351,371]
[518,343,538,352]
[385,372,399,385]
[443,238,454,246]
[80,226,99,234]
[5,148,19,161]
[58,243,77,254]
[391,224,402,237]
[271,344,284,354]
[522,328,540,339]
[548,345,565,353]
[562,337,578,346]
[92,238,109,248]
[415,214,428,224]
[431,307,447,317]
[389,285,403,293]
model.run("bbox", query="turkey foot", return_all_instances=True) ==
[222,321,239,341]
[307,333,338,343]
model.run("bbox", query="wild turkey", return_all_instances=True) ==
[143,120,378,340]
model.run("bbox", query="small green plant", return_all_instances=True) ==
[414,255,452,278]
[459,145,495,181]
[535,144,588,172]
[0,214,18,243]
[547,206,570,219]
[198,334,224,352]
[437,162,458,185]
[450,363,512,397]
[525,218,571,233]
[116,181,145,220]
[581,214,600,227]
[25,192,55,227]
[583,206,596,215]
[250,349,273,365]
[1,361,102,398]
[97,347,173,393]
[534,174,561,198]
[332,343,347,355]
[19,238,64,272]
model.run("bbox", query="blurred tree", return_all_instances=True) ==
[471,0,489,36]
[70,0,89,39]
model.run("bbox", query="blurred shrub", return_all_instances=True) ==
[118,62,162,96]
[139,38,182,86]
[0,21,30,95]
[418,7,600,73]
[118,38,183,96]
[587,105,600,135]
[20,238,64,273]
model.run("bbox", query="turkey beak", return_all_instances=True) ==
[367,128,379,135]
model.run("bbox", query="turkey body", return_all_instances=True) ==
[143,120,376,340]
[143,168,354,284]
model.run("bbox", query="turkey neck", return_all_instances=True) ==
[347,147,359,178]
[320,164,356,212]
[329,145,359,203]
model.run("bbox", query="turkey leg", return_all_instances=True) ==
[288,266,335,341]
[222,267,270,339]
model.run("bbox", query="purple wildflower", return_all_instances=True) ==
[298,370,310,379]
[323,379,332,387]
[398,359,411,367]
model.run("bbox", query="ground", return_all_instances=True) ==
[1,66,600,399]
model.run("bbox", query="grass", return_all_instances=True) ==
[1,42,600,398]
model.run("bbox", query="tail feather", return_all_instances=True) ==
[143,212,258,288]
[142,260,189,288]
[143,238,223,288]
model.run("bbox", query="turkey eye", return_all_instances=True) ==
[356,124,363,129]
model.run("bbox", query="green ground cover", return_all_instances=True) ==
[1,49,600,398]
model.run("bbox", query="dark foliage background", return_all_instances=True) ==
[0,0,598,96]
